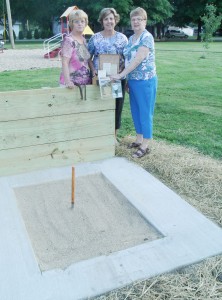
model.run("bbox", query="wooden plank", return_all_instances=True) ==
[0,86,115,176]
[0,135,115,176]
[0,86,114,121]
[0,110,114,150]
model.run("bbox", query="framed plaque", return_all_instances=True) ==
[99,54,120,75]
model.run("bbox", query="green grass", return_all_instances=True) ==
[120,43,222,159]
[0,41,221,159]
[4,40,44,49]
[0,68,60,90]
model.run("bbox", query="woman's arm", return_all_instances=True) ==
[87,36,97,77]
[62,56,75,89]
[88,57,97,77]
[111,46,149,80]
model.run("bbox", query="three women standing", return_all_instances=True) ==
[60,7,157,159]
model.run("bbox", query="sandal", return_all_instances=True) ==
[132,147,150,158]
[127,142,142,149]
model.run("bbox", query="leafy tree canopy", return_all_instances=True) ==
[8,0,173,29]
[5,0,222,33]
[133,0,173,25]
[170,0,222,26]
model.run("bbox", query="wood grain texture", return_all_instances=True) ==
[0,86,115,176]
[0,86,114,121]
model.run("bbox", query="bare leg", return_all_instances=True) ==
[135,134,143,144]
[140,138,150,150]
[132,137,151,158]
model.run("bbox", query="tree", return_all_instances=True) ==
[132,0,173,37]
[26,30,32,39]
[34,28,40,39]
[11,0,57,32]
[170,0,222,39]
[133,0,173,24]
[201,4,222,56]
[10,0,36,32]
[73,0,133,26]
[8,0,222,33]
[18,30,24,39]
[73,0,173,35]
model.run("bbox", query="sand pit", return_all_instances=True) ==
[15,173,161,271]
[2,157,222,300]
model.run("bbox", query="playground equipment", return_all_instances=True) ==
[43,33,64,59]
[44,5,94,59]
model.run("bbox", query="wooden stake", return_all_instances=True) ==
[71,166,75,206]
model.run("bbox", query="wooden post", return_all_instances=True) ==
[71,166,75,206]
[5,0,15,49]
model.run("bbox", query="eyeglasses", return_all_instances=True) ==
[73,19,86,24]
[131,17,146,23]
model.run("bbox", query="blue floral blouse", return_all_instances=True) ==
[124,29,156,80]
[88,31,128,71]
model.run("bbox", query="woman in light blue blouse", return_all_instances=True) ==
[88,8,128,140]
[111,7,158,158]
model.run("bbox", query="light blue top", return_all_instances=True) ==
[124,29,156,80]
[88,31,128,71]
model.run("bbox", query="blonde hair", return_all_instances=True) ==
[98,8,120,25]
[69,9,88,30]
[130,7,147,21]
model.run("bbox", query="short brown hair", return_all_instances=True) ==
[69,9,88,30]
[130,7,147,21]
[98,8,120,25]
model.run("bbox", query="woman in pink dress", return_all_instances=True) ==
[60,9,93,88]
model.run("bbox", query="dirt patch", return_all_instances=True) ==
[0,49,61,72]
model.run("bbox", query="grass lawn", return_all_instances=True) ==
[119,42,222,159]
[0,68,60,90]
[4,40,44,49]
[0,41,221,159]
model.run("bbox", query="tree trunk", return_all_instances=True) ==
[156,23,162,39]
[197,18,202,41]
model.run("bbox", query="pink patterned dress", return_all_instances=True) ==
[60,34,92,85]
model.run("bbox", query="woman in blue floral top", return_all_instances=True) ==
[111,7,158,158]
[88,8,128,140]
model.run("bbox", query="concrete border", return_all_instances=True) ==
[1,157,222,300]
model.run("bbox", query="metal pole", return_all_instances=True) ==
[5,0,15,49]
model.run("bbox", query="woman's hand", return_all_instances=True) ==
[89,59,97,78]
[92,69,97,78]
[66,81,75,89]
[110,74,122,81]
